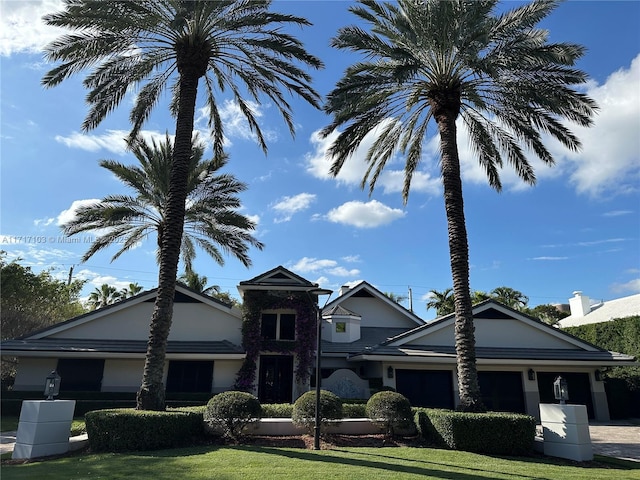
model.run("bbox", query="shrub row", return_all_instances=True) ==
[85,407,204,452]
[414,408,536,456]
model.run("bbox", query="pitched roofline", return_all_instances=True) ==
[23,284,240,340]
[382,299,606,352]
[324,280,425,326]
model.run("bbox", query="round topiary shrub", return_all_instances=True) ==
[204,391,262,442]
[366,391,413,437]
[292,389,343,435]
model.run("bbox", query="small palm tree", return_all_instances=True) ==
[178,269,220,296]
[61,134,263,272]
[87,284,123,310]
[426,288,455,316]
[44,0,321,411]
[491,286,529,310]
[120,283,144,298]
[321,0,597,411]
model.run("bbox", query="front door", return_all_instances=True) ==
[258,355,293,404]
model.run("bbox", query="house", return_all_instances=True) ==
[557,291,640,328]
[1,267,636,422]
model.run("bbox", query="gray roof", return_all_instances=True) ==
[321,327,408,355]
[352,344,636,363]
[0,338,244,355]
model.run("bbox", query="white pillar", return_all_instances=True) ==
[12,400,76,459]
[540,403,593,462]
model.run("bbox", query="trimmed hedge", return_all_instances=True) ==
[204,391,261,441]
[85,407,204,452]
[415,408,536,456]
[261,403,294,418]
[292,390,343,435]
[366,391,413,437]
[342,402,367,418]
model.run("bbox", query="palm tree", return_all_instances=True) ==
[121,283,144,298]
[491,286,529,310]
[321,0,597,411]
[43,0,322,410]
[61,135,263,271]
[87,284,123,310]
[178,269,220,296]
[426,288,455,316]
[471,290,490,305]
[384,292,408,305]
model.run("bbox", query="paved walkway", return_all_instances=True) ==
[2,422,639,461]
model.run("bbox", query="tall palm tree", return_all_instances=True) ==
[321,0,597,411]
[491,286,529,310]
[43,0,322,410]
[426,288,455,316]
[87,284,123,310]
[61,135,263,271]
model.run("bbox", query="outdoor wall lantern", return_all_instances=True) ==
[387,366,394,379]
[553,375,569,405]
[44,370,61,400]
[527,369,536,381]
[594,370,602,381]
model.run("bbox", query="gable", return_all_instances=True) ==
[328,282,424,329]
[237,265,317,296]
[392,301,598,351]
[27,285,243,344]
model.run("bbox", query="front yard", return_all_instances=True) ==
[2,444,639,480]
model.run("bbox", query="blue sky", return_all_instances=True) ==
[1,0,639,318]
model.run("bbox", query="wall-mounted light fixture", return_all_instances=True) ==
[594,369,602,381]
[387,366,394,379]
[527,369,536,381]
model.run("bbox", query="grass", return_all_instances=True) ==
[1,416,86,436]
[1,445,639,480]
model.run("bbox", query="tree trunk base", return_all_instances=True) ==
[136,384,166,411]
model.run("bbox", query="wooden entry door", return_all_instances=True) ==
[258,355,293,404]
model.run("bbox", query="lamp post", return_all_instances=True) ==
[308,287,333,450]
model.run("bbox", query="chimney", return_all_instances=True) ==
[569,291,591,317]
[339,285,351,296]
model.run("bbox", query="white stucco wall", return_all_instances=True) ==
[338,297,418,329]
[404,318,580,349]
[102,359,145,392]
[12,358,58,391]
[47,302,242,344]
[212,360,242,394]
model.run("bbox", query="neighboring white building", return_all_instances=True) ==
[1,267,638,422]
[558,291,640,328]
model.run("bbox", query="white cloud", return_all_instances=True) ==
[602,210,634,217]
[326,200,406,228]
[291,257,338,273]
[34,217,55,227]
[306,128,441,197]
[0,0,66,57]
[530,256,569,261]
[271,193,316,223]
[327,266,361,277]
[54,129,168,155]
[611,278,640,294]
[57,199,100,227]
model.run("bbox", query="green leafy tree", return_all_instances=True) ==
[44,0,321,411]
[87,283,124,310]
[61,135,263,273]
[471,290,491,305]
[178,269,220,296]
[384,292,408,305]
[321,0,597,411]
[1,253,86,385]
[490,286,529,310]
[526,304,570,325]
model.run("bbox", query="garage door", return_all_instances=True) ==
[537,372,594,418]
[478,371,526,414]
[395,369,454,409]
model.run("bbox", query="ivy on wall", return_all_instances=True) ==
[234,290,317,392]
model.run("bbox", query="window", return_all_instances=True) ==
[261,312,296,340]
[166,360,213,393]
[335,322,346,333]
[56,359,104,391]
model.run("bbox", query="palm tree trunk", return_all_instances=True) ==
[136,71,199,411]
[437,110,485,413]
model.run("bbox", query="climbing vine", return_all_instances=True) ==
[233,290,317,392]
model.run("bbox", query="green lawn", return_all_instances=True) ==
[2,445,639,480]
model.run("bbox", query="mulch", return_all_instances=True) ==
[243,434,426,449]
